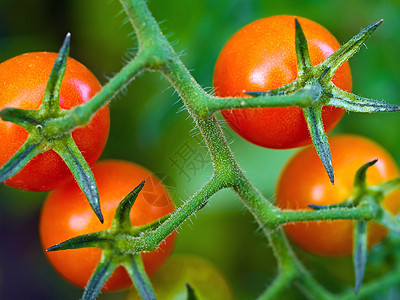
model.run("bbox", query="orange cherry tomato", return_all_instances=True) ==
[40,160,176,291]
[213,15,352,149]
[277,135,400,256]
[0,52,110,191]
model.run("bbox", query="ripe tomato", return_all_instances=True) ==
[126,255,233,300]
[39,160,176,291]
[213,15,352,149]
[277,135,400,256]
[0,52,110,191]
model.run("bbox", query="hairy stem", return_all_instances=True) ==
[148,176,223,247]
[208,89,312,115]
[113,1,398,299]
[47,50,149,135]
[274,205,375,225]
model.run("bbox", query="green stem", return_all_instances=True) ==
[113,1,398,299]
[207,89,312,114]
[266,229,298,272]
[233,175,276,225]
[258,268,296,300]
[196,117,240,184]
[46,50,149,136]
[146,176,223,248]
[296,270,335,300]
[274,205,375,226]
[120,0,212,121]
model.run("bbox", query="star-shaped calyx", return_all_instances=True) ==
[307,159,400,293]
[47,181,169,300]
[246,19,399,184]
[0,34,103,222]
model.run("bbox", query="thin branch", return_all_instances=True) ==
[207,88,312,116]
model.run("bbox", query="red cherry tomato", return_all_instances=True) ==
[0,52,110,191]
[39,160,176,291]
[277,135,400,256]
[213,15,352,149]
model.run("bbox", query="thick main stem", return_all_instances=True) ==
[115,0,398,299]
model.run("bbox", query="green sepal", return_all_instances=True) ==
[294,18,312,75]
[354,159,378,188]
[329,86,400,113]
[122,255,157,300]
[309,160,379,211]
[40,33,70,114]
[0,33,105,223]
[82,252,118,300]
[303,106,334,184]
[45,182,168,300]
[53,136,103,223]
[376,209,400,235]
[112,180,145,230]
[131,213,171,234]
[0,108,42,130]
[372,177,400,199]
[245,81,298,97]
[46,232,113,252]
[308,199,354,210]
[353,219,368,294]
[186,283,198,300]
[316,20,382,82]
[242,19,395,188]
[0,137,45,182]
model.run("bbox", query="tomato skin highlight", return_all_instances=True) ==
[277,135,400,256]
[0,52,110,191]
[213,15,352,149]
[39,160,176,291]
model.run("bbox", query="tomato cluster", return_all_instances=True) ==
[213,15,400,259]
[0,52,176,293]
[1,10,399,300]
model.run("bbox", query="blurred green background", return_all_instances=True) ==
[0,0,400,299]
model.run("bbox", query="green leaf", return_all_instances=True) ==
[0,137,45,182]
[186,283,198,300]
[40,33,71,114]
[53,136,103,223]
[46,232,113,252]
[329,86,399,113]
[294,18,312,75]
[303,106,334,184]
[353,220,368,294]
[82,253,117,300]
[317,20,382,82]
[112,180,145,230]
[123,255,156,300]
